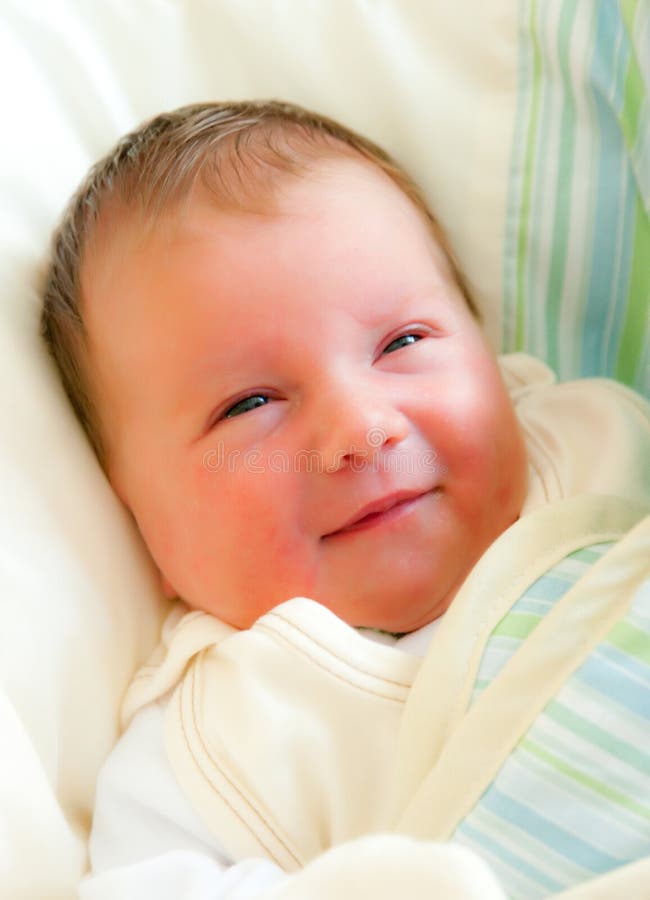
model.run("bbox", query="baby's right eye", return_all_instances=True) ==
[224,394,270,419]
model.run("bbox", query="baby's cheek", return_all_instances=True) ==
[250,485,322,599]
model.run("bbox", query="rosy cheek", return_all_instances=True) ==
[207,462,298,552]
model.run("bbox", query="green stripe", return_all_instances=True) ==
[617,0,648,387]
[606,620,650,666]
[493,612,541,640]
[545,0,580,372]
[616,195,650,385]
[522,737,650,821]
[621,2,644,150]
[570,544,612,564]
[620,0,643,151]
[516,0,542,348]
[546,699,650,775]
[620,0,638,30]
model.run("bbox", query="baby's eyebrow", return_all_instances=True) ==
[183,359,231,395]
[360,289,440,325]
[174,335,282,417]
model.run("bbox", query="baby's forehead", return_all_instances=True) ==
[84,151,396,279]
[82,152,458,360]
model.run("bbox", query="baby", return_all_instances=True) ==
[42,101,650,899]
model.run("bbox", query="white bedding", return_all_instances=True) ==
[1,1,647,896]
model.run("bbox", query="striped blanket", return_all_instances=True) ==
[504,0,649,394]
[454,542,650,897]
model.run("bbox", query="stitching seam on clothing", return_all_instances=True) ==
[266,610,413,688]
[257,619,409,702]
[175,662,301,869]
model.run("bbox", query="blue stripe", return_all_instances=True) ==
[456,819,563,893]
[598,642,650,686]
[482,787,624,871]
[515,598,553,617]
[583,3,636,377]
[545,0,581,375]
[527,573,577,601]
[569,544,614,564]
[576,655,650,720]
[582,4,622,376]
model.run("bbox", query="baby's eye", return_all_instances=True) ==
[224,394,270,419]
[382,333,423,355]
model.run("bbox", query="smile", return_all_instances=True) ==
[322,489,435,539]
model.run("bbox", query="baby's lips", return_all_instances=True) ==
[322,487,435,538]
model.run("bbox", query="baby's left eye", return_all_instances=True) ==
[382,333,423,355]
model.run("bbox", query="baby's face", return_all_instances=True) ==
[84,156,527,632]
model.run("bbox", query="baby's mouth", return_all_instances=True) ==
[322,488,434,539]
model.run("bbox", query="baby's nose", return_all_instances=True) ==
[312,384,409,472]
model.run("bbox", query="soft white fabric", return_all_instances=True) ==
[80,702,292,899]
[80,625,470,899]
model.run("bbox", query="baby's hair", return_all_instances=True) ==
[41,99,475,470]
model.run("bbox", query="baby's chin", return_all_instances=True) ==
[347,598,451,636]
[315,579,460,636]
